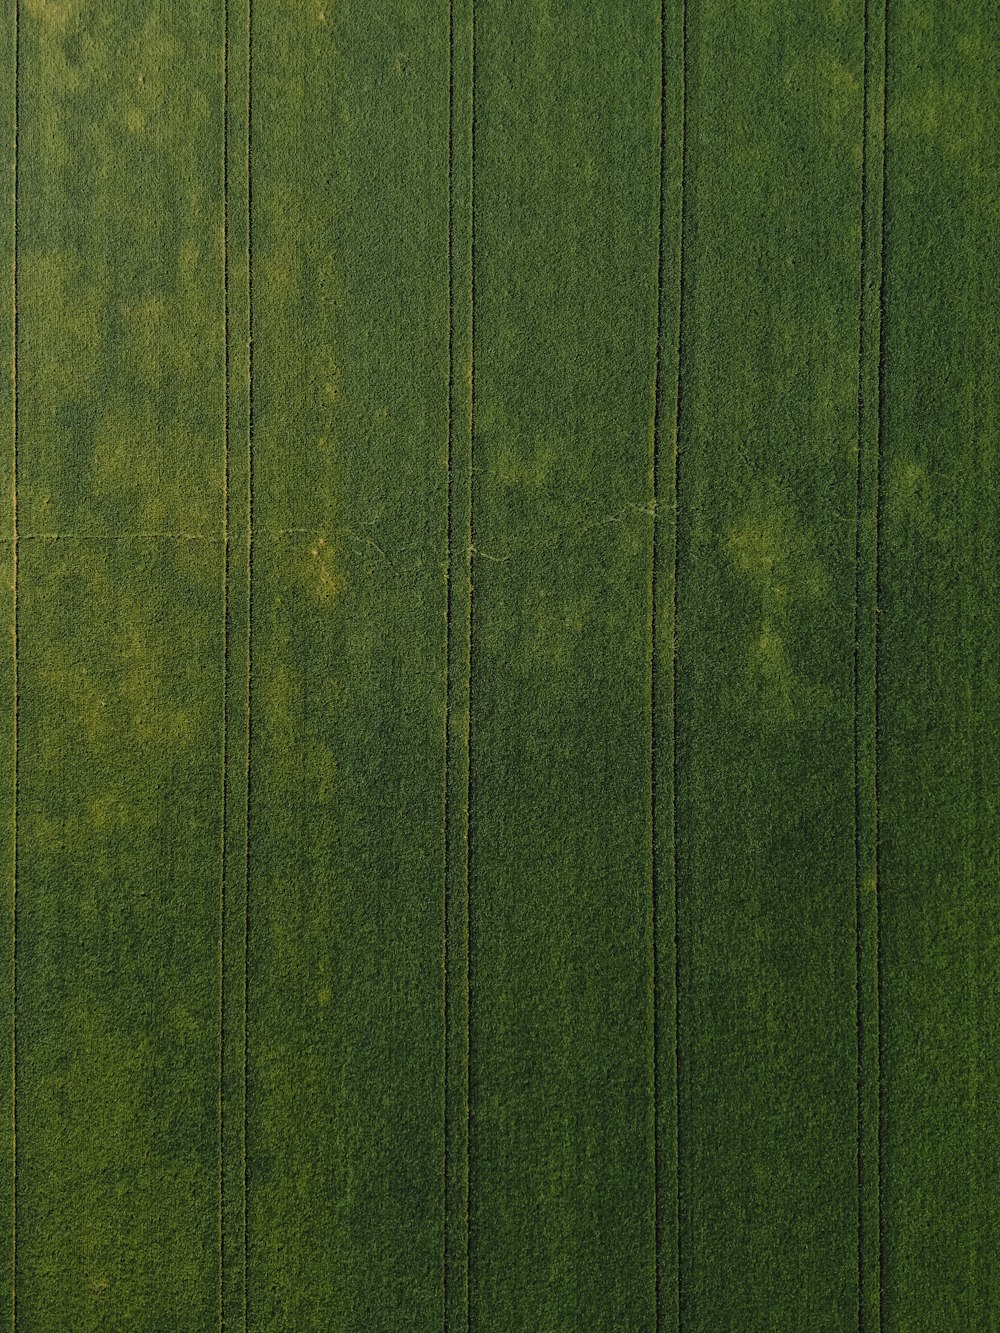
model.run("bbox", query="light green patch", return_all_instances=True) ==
[24,0,77,30]
[752,620,793,715]
[24,252,103,400]
[784,47,859,122]
[728,504,827,604]
[496,441,553,491]
[890,457,934,534]
[728,500,828,706]
[91,404,155,497]
[304,535,345,604]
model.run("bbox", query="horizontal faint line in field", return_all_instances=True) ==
[8,528,326,542]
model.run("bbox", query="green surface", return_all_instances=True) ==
[677,0,862,1324]
[248,2,449,1325]
[470,2,660,1326]
[880,0,999,1324]
[1,0,997,1329]
[15,2,225,1326]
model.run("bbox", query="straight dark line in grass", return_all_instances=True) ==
[243,0,254,1323]
[9,4,18,1327]
[853,0,871,1324]
[219,0,235,1324]
[649,0,668,1324]
[465,3,477,1327]
[220,0,230,1316]
[672,0,689,1326]
[443,0,454,1320]
[875,0,889,1320]
[854,830,864,1332]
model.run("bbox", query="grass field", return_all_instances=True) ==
[1,0,996,1329]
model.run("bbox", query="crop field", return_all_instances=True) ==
[0,0,996,1329]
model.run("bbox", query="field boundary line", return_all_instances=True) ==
[9,1,18,1324]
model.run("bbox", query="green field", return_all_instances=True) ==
[1,0,996,1328]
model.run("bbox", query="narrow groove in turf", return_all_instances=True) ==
[650,0,666,1322]
[672,0,689,1325]
[443,0,454,1318]
[854,0,870,1324]
[444,4,474,1326]
[9,4,18,1327]
[220,1,231,1326]
[243,0,254,1320]
[465,3,477,1326]
[854,3,889,1324]
[875,0,889,1321]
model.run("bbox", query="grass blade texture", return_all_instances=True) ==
[0,0,995,1329]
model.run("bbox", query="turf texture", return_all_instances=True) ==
[0,0,996,1329]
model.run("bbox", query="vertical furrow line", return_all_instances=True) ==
[443,1,454,1319]
[651,0,689,1323]
[652,0,689,1323]
[221,0,251,1320]
[853,0,870,1324]
[220,0,231,1322]
[874,0,889,1321]
[445,0,474,1327]
[243,0,254,1320]
[467,2,476,1320]
[670,0,690,1327]
[649,0,666,1324]
[856,0,887,1326]
[9,1,18,1325]
[443,0,452,1301]
[465,2,476,1327]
